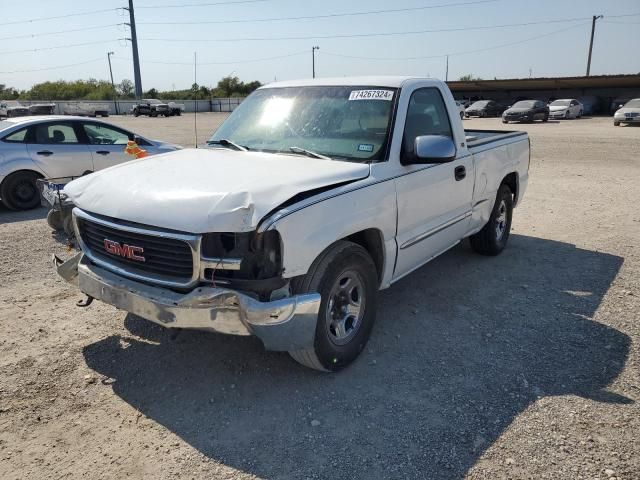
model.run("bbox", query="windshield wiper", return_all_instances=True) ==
[207,138,249,151]
[288,146,331,160]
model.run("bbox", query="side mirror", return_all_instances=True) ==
[404,135,456,165]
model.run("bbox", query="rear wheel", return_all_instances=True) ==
[470,184,513,256]
[0,171,41,210]
[289,241,378,372]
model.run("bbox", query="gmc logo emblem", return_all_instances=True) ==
[103,239,145,262]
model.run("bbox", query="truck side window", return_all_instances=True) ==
[402,88,453,159]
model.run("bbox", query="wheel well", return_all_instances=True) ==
[1,169,44,191]
[501,172,519,206]
[343,229,385,283]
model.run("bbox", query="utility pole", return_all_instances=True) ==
[107,51,119,114]
[445,55,449,82]
[124,0,143,98]
[586,15,603,77]
[312,46,319,78]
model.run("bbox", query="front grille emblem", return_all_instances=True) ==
[103,239,145,262]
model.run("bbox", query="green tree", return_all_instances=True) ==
[458,74,483,81]
[145,88,159,98]
[118,79,135,98]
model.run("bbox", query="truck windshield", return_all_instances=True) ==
[208,86,397,162]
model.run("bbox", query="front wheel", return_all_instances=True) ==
[133,109,139,117]
[614,121,620,126]
[470,185,513,256]
[289,241,378,372]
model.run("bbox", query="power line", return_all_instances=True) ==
[0,24,124,42]
[114,50,308,65]
[138,0,499,25]
[0,40,120,56]
[136,0,270,8]
[0,58,104,74]
[141,17,597,43]
[321,22,591,61]
[6,8,119,26]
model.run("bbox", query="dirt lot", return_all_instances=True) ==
[1,114,639,479]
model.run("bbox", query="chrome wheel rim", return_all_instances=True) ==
[325,270,365,346]
[495,200,508,241]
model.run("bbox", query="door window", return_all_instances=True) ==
[2,128,28,143]
[402,88,453,158]
[32,123,79,144]
[82,123,130,145]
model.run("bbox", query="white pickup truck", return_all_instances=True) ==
[54,77,530,371]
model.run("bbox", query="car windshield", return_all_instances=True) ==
[623,99,640,108]
[551,100,571,107]
[209,86,397,162]
[469,101,489,108]
[512,101,536,108]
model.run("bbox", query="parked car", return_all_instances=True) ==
[610,98,631,116]
[548,99,583,120]
[63,102,110,117]
[0,116,181,210]
[502,100,549,123]
[455,98,471,108]
[168,101,185,116]
[455,101,465,119]
[28,103,56,115]
[465,100,505,118]
[132,99,170,117]
[0,101,30,118]
[613,98,640,126]
[54,77,530,372]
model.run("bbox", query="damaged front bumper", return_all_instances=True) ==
[53,252,321,351]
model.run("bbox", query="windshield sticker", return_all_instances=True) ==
[349,90,394,101]
[358,144,374,152]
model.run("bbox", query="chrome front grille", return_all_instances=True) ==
[73,209,200,288]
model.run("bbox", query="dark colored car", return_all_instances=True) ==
[464,100,506,118]
[132,99,170,117]
[502,100,549,123]
[28,103,56,115]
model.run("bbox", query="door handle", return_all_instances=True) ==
[96,151,110,155]
[454,166,466,181]
[37,150,53,156]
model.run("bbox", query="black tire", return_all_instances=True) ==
[469,184,513,256]
[0,171,41,210]
[46,209,64,231]
[289,241,379,372]
[133,109,139,117]
[502,119,508,124]
[614,121,620,126]
[542,115,549,122]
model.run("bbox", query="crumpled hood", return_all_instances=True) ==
[64,148,370,233]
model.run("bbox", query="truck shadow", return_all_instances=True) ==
[83,234,632,479]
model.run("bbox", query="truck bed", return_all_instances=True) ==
[465,129,527,148]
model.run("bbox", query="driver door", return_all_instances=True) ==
[80,121,133,171]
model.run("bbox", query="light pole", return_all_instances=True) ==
[586,15,603,76]
[107,51,119,115]
[312,46,320,78]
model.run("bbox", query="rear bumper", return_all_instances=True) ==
[54,252,321,351]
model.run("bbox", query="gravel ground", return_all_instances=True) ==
[1,114,638,479]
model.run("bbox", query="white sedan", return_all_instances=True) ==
[613,98,640,126]
[0,116,181,210]
[548,99,583,119]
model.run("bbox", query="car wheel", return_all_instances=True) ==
[133,109,139,117]
[289,241,379,372]
[613,121,620,126]
[542,115,549,122]
[0,171,42,211]
[577,110,583,118]
[469,184,513,256]
[502,119,508,124]
[46,210,64,231]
